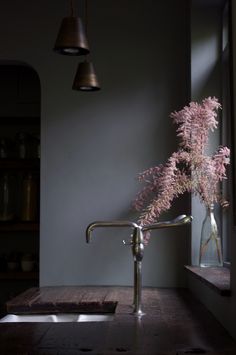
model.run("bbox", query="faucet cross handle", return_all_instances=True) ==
[122,215,192,245]
[141,214,192,232]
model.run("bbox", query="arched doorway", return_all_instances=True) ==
[0,62,40,316]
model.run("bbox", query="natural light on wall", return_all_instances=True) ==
[190,4,223,266]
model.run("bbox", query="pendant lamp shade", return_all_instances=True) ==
[54,17,90,55]
[72,61,100,91]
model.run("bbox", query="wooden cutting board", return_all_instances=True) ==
[6,286,118,314]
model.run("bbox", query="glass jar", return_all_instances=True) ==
[199,204,223,267]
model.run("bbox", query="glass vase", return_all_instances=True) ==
[199,204,223,267]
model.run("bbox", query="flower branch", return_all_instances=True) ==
[133,97,230,243]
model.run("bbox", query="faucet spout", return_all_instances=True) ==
[86,220,139,243]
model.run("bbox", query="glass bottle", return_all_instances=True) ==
[0,138,7,158]
[199,204,223,267]
[16,132,27,159]
[0,174,15,221]
[20,173,38,221]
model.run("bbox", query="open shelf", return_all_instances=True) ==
[0,158,40,171]
[0,222,39,232]
[0,116,40,125]
[0,271,39,280]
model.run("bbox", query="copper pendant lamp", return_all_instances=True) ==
[72,60,100,91]
[72,0,100,91]
[54,0,89,56]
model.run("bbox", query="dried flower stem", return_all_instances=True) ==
[133,97,230,243]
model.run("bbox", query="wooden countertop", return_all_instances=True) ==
[0,287,236,355]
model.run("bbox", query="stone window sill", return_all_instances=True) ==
[185,265,231,296]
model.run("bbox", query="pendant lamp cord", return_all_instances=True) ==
[70,0,75,16]
[85,0,88,35]
[85,0,88,60]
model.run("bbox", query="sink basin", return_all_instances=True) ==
[0,313,114,323]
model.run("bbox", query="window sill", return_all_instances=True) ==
[184,265,231,296]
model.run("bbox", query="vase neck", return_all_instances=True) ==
[207,204,214,212]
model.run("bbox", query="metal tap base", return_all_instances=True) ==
[85,215,192,317]
[132,310,145,317]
